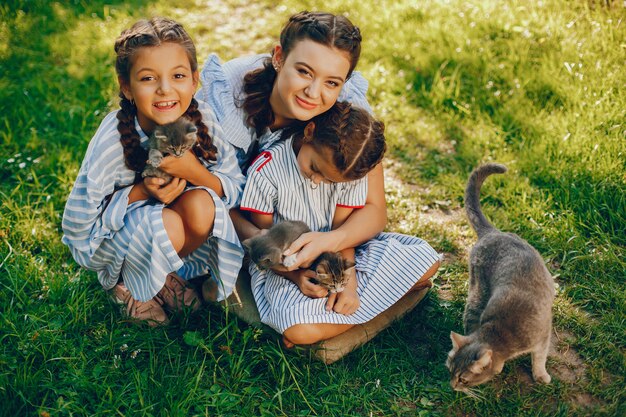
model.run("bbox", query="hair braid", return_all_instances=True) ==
[116,94,147,174]
[186,98,218,162]
[309,102,386,181]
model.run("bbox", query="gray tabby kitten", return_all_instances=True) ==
[446,163,554,395]
[242,220,355,293]
[309,252,356,294]
[142,118,197,183]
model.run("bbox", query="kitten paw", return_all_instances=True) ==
[534,372,551,384]
[283,253,298,268]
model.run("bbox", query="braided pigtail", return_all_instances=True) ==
[310,102,386,181]
[116,93,147,175]
[186,98,218,162]
[242,59,277,137]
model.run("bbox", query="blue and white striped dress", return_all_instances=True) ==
[240,138,441,333]
[196,53,372,168]
[62,101,245,302]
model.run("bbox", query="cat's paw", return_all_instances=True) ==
[282,253,298,268]
[533,372,551,384]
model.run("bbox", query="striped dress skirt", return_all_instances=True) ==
[249,232,441,333]
[92,186,243,302]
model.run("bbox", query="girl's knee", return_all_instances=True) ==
[178,190,215,236]
[162,208,184,252]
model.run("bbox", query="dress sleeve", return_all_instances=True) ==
[197,54,259,152]
[339,71,372,113]
[198,101,246,209]
[336,176,368,209]
[239,152,277,215]
[61,112,139,266]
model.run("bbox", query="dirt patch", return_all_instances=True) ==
[550,329,586,384]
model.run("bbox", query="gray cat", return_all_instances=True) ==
[446,163,555,395]
[242,220,355,293]
[142,118,197,183]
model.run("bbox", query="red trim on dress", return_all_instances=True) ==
[240,206,274,215]
[251,151,272,172]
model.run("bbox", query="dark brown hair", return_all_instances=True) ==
[304,101,385,181]
[243,11,362,137]
[114,17,216,174]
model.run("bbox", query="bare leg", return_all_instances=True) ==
[162,208,185,253]
[282,323,355,348]
[169,190,215,258]
[531,333,552,383]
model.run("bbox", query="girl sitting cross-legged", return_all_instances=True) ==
[240,102,441,346]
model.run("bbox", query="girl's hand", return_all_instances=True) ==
[290,269,328,298]
[157,151,203,182]
[283,231,342,270]
[143,176,186,205]
[326,288,360,315]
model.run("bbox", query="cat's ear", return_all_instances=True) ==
[315,265,326,275]
[450,331,469,351]
[303,122,316,142]
[471,349,493,373]
[241,238,252,253]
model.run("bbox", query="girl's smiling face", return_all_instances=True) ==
[120,42,198,133]
[269,40,351,129]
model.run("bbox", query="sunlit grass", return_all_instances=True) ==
[1,0,624,416]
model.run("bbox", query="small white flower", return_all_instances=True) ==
[19,162,26,169]
[7,158,14,163]
[120,343,128,352]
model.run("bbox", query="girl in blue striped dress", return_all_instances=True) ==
[240,103,441,345]
[62,17,245,325]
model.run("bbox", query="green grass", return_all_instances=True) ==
[1,0,624,416]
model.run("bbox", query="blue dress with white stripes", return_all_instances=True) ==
[62,101,245,302]
[240,138,441,333]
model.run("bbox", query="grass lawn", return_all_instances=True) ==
[1,0,624,416]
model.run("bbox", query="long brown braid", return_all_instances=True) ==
[302,101,386,181]
[243,11,363,137]
[114,17,216,174]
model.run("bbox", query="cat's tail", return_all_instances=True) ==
[464,163,507,237]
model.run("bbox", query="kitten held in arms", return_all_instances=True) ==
[142,118,198,183]
[242,220,355,293]
[447,163,555,394]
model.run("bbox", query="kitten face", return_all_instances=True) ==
[311,252,355,293]
[242,221,311,270]
[153,119,197,157]
[446,332,496,391]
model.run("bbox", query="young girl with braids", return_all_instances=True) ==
[240,102,441,346]
[62,17,245,325]
[197,11,440,344]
